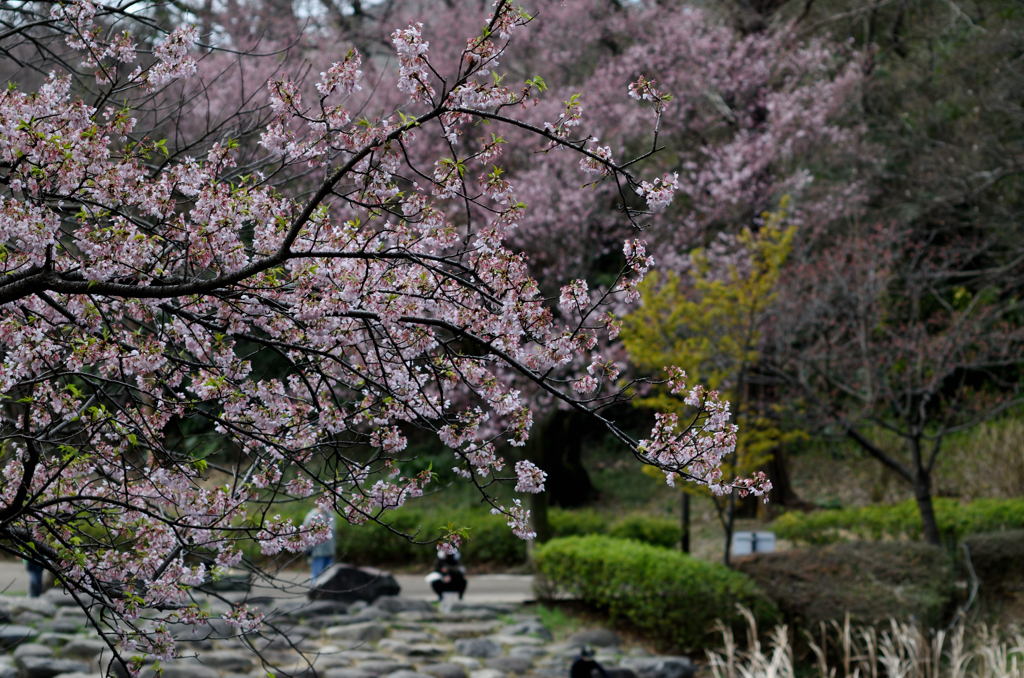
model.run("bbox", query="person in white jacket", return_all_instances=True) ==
[425,548,466,600]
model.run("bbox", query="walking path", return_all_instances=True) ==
[0,561,534,603]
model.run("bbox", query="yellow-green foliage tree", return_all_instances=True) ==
[623,204,796,565]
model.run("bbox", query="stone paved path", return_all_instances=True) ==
[0,588,695,678]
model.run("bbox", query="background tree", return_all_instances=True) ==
[770,224,1024,545]
[623,206,797,564]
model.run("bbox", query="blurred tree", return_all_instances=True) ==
[771,224,1024,545]
[623,205,801,564]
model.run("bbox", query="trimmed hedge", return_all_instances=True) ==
[773,498,1024,544]
[548,509,683,548]
[336,507,527,566]
[735,541,954,627]
[608,514,682,548]
[534,535,777,651]
[549,508,609,537]
[330,507,679,566]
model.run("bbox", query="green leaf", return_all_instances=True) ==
[525,76,547,92]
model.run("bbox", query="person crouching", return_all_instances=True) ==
[571,647,609,678]
[425,548,467,601]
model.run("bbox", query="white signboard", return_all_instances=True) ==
[732,531,776,556]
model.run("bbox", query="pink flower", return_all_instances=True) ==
[514,460,546,494]
[317,50,363,98]
[635,173,679,213]
[148,25,199,88]
[579,146,613,175]
[559,279,590,312]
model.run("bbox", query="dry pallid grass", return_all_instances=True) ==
[706,608,1023,678]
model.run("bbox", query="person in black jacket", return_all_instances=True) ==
[570,647,609,678]
[425,548,467,600]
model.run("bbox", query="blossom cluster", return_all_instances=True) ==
[0,0,765,669]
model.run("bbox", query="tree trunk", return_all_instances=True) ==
[914,473,941,546]
[908,435,941,546]
[524,409,597,546]
[529,491,551,543]
[681,491,690,554]
[537,410,595,507]
[723,490,736,567]
[764,445,812,511]
[523,412,552,545]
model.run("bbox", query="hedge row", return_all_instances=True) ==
[326,507,684,566]
[773,497,1024,544]
[534,535,777,651]
[335,507,527,566]
[550,509,683,548]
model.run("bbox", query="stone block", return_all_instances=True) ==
[309,566,400,604]
[433,623,502,640]
[324,670,374,678]
[507,647,547,660]
[372,599,434,615]
[618,657,695,678]
[285,601,351,619]
[324,622,387,642]
[567,630,621,648]
[500,621,551,641]
[0,625,39,650]
[484,658,531,675]
[58,640,108,660]
[452,639,500,659]
[15,656,89,678]
[354,661,412,676]
[422,664,467,678]
[195,650,255,673]
[13,645,53,661]
[487,635,542,647]
[468,670,506,678]
[0,598,56,619]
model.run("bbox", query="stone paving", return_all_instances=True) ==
[0,590,695,678]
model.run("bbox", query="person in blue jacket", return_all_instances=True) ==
[302,506,337,584]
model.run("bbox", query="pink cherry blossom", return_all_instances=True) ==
[0,1,771,668]
[514,460,547,494]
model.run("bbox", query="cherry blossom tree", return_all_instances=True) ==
[0,0,771,671]
[151,0,871,517]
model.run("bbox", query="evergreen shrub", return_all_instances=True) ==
[607,514,681,548]
[534,535,777,650]
[549,508,609,537]
[336,507,526,565]
[773,498,1024,544]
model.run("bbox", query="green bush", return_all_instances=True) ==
[963,529,1024,591]
[534,535,777,651]
[735,541,954,627]
[549,508,609,537]
[239,505,698,567]
[337,506,526,566]
[608,514,681,548]
[774,497,1024,544]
